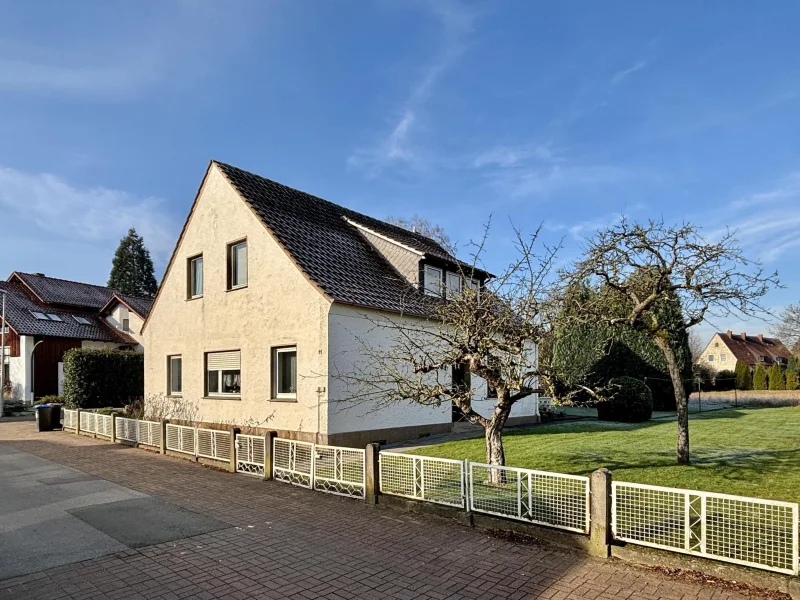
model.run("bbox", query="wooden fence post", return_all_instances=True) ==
[589,467,613,558]
[111,413,117,443]
[160,419,167,455]
[264,431,277,480]
[76,408,81,435]
[365,443,381,506]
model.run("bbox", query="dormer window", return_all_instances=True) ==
[446,272,462,299]
[465,277,480,296]
[424,265,443,297]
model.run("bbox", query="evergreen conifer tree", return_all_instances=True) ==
[107,228,158,297]
[768,363,785,390]
[735,361,752,390]
[753,364,768,390]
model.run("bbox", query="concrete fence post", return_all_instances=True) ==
[229,427,239,473]
[365,443,381,506]
[160,419,167,455]
[76,408,81,435]
[263,431,277,480]
[589,467,613,558]
[111,413,117,443]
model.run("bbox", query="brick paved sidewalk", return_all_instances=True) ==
[0,422,764,600]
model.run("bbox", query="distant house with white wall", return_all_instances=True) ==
[699,330,792,373]
[142,161,543,447]
[0,272,152,403]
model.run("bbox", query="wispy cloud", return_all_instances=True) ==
[711,172,800,262]
[473,142,559,168]
[347,0,478,175]
[610,60,647,85]
[0,166,179,267]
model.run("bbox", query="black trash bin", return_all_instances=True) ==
[35,404,62,432]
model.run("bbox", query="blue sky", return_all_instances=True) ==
[1,0,798,342]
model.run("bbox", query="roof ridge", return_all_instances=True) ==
[211,159,454,255]
[14,271,117,292]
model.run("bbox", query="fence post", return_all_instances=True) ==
[160,419,167,455]
[589,468,613,558]
[111,413,117,444]
[76,408,81,435]
[365,443,380,506]
[229,427,239,473]
[264,431,277,480]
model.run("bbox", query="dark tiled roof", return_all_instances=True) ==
[101,293,153,318]
[0,281,135,343]
[13,272,119,310]
[717,332,792,367]
[214,161,477,315]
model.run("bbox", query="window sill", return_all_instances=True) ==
[226,285,248,292]
[166,395,182,399]
[186,295,203,301]
[270,397,298,403]
[203,396,242,401]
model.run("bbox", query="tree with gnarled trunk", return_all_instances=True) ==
[561,218,778,465]
[334,225,558,469]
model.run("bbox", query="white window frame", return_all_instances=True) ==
[446,272,462,299]
[228,240,248,290]
[465,277,480,298]
[189,255,203,298]
[272,346,297,399]
[720,353,727,362]
[424,265,443,297]
[73,315,91,325]
[707,354,714,362]
[206,351,241,397]
[168,355,182,396]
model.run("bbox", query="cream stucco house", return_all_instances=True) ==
[142,161,542,446]
[699,330,791,373]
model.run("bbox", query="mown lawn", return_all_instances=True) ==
[411,407,800,503]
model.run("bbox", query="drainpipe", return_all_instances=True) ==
[30,339,44,405]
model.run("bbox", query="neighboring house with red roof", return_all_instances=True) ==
[0,272,153,403]
[143,161,543,446]
[698,330,792,373]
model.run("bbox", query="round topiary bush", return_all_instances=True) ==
[597,376,653,423]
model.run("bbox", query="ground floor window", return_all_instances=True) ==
[206,350,241,396]
[168,355,182,396]
[272,346,297,399]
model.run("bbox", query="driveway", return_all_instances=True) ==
[0,421,766,600]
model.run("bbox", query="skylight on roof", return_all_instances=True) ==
[73,316,91,325]
[46,314,62,322]
[31,311,49,320]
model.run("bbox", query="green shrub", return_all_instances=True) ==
[714,369,736,391]
[753,364,768,390]
[768,363,785,390]
[96,407,124,415]
[63,349,143,409]
[597,376,653,423]
[35,395,64,405]
[692,362,715,392]
[735,361,752,390]
[786,369,799,391]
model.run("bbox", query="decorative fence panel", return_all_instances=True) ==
[273,438,314,488]
[469,463,590,533]
[196,428,232,462]
[79,411,97,434]
[314,446,365,499]
[612,481,800,575]
[379,451,465,508]
[115,416,138,442]
[235,434,266,477]
[95,414,113,438]
[137,420,161,447]
[166,424,196,455]
[63,409,78,430]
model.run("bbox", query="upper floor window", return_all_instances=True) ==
[424,265,443,297]
[228,240,248,289]
[206,350,241,396]
[707,355,714,362]
[73,316,91,325]
[446,272,462,299]
[122,318,130,332]
[188,255,203,298]
[720,353,727,362]
[31,311,62,321]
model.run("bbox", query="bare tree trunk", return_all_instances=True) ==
[484,397,511,483]
[653,337,690,465]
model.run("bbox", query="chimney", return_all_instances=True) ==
[726,330,733,339]
[34,272,45,277]
[758,334,764,344]
[740,332,747,341]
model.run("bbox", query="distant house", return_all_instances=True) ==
[0,273,153,403]
[699,330,792,372]
[142,161,543,446]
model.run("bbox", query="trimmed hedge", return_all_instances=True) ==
[714,369,737,391]
[63,349,143,409]
[597,376,653,423]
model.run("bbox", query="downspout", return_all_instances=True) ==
[30,339,44,404]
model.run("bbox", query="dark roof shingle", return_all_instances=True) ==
[717,332,792,367]
[214,161,478,315]
[13,272,119,309]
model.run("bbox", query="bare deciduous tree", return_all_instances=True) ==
[385,215,453,251]
[774,303,800,353]
[335,225,558,469]
[688,328,706,363]
[562,218,778,465]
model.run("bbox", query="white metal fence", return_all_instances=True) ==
[96,414,113,438]
[469,463,590,533]
[235,434,266,477]
[379,451,465,508]
[63,409,78,430]
[165,423,197,456]
[114,416,162,448]
[196,427,232,462]
[273,438,366,499]
[612,481,800,575]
